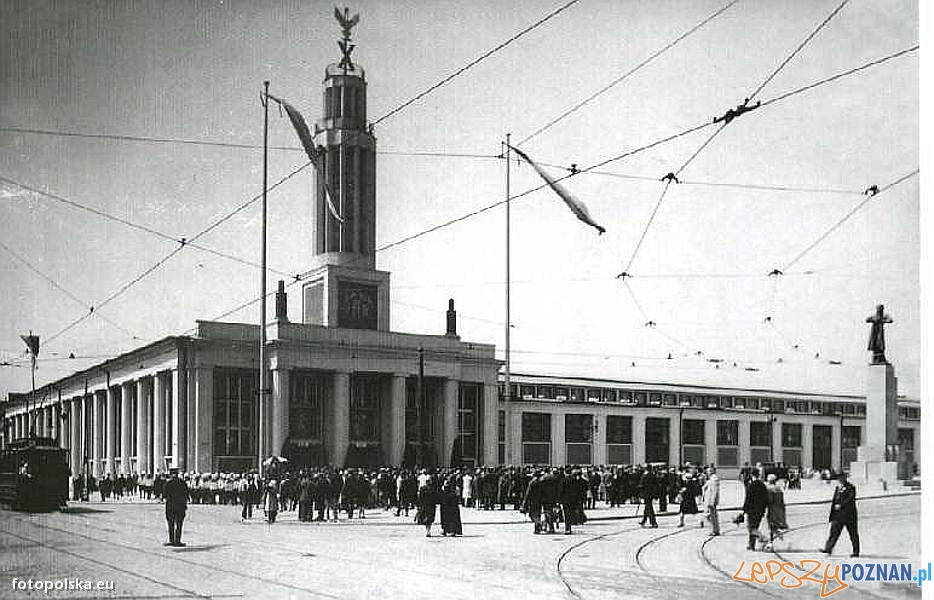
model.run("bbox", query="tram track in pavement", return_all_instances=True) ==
[3,507,545,599]
[760,511,912,600]
[557,497,915,600]
[0,515,344,600]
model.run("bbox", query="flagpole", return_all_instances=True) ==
[504,133,512,466]
[259,80,269,479]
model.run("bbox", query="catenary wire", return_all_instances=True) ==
[372,0,583,126]
[0,126,497,160]
[517,0,740,145]
[0,240,139,341]
[781,169,918,271]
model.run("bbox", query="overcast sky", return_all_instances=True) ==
[0,0,921,399]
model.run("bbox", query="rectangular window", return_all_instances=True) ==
[290,371,327,441]
[645,418,669,463]
[663,393,677,406]
[718,447,739,466]
[587,389,602,403]
[782,423,802,448]
[565,414,593,443]
[522,412,551,443]
[750,421,771,447]
[350,375,381,443]
[681,419,705,445]
[521,412,551,464]
[606,415,632,444]
[538,386,554,400]
[649,392,663,406]
[841,425,861,449]
[746,397,760,411]
[213,369,257,459]
[456,383,480,463]
[605,389,618,403]
[717,420,739,446]
[519,385,536,400]
[554,387,569,401]
[634,392,647,406]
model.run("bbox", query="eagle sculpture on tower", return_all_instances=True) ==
[335,7,359,40]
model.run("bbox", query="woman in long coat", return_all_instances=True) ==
[263,480,279,524]
[677,473,701,527]
[416,478,438,537]
[440,477,463,536]
[765,474,788,550]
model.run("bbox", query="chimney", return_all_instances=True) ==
[445,298,457,337]
[275,280,289,322]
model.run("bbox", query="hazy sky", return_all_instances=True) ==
[0,0,921,399]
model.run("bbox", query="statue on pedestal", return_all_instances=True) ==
[865,304,892,365]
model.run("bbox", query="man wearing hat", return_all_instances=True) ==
[163,467,188,547]
[821,472,859,557]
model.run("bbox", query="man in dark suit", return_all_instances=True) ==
[822,472,859,557]
[742,470,769,550]
[521,471,543,534]
[164,468,189,547]
[558,469,587,535]
[639,467,658,528]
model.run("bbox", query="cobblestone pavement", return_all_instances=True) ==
[0,482,920,600]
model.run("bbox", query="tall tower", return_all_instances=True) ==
[302,8,390,330]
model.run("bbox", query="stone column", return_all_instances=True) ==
[482,384,499,465]
[105,386,116,475]
[389,374,406,466]
[705,417,717,468]
[93,391,103,477]
[171,369,187,471]
[632,413,647,465]
[330,372,350,467]
[121,381,133,473]
[152,373,165,473]
[52,403,61,445]
[670,411,682,467]
[136,379,150,474]
[552,411,566,465]
[191,368,213,473]
[70,398,80,470]
[802,421,813,470]
[739,414,752,467]
[831,419,842,472]
[593,412,607,466]
[772,417,782,464]
[442,379,458,466]
[271,368,290,457]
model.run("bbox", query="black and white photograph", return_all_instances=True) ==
[0,1,928,598]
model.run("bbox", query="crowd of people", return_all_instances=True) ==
[70,460,857,554]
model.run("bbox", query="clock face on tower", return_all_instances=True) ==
[337,281,378,330]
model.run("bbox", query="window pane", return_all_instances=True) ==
[606,415,632,444]
[782,423,802,447]
[717,420,739,446]
[750,421,771,447]
[522,412,551,443]
[682,419,705,445]
[565,414,593,443]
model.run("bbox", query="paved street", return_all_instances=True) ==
[0,481,921,600]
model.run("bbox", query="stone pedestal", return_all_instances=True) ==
[849,362,902,489]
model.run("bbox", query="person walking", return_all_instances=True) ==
[163,467,188,547]
[639,467,658,528]
[263,480,279,524]
[521,471,544,534]
[764,474,788,550]
[440,477,463,536]
[558,469,587,535]
[742,470,769,551]
[677,473,701,527]
[702,466,721,536]
[416,478,438,537]
[821,472,859,557]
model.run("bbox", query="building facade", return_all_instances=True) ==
[0,12,922,479]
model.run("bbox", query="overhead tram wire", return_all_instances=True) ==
[0,239,139,341]
[166,46,920,351]
[0,174,302,280]
[781,169,918,272]
[616,0,853,345]
[0,127,498,161]
[516,0,740,146]
[371,0,583,126]
[38,160,315,350]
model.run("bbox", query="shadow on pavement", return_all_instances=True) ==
[61,506,113,514]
